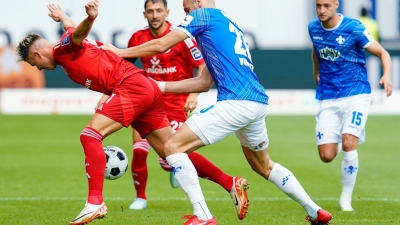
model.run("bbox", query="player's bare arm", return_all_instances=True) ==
[101,29,188,58]
[311,46,320,85]
[161,65,213,94]
[183,64,206,112]
[48,4,77,29]
[365,41,393,97]
[71,0,99,45]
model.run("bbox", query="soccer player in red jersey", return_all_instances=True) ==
[123,0,246,212]
[16,1,248,224]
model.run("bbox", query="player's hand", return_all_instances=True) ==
[85,0,99,20]
[379,73,393,97]
[184,93,198,113]
[48,3,67,22]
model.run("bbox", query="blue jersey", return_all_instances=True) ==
[177,8,268,104]
[308,14,374,100]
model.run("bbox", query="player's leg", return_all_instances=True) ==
[188,152,234,192]
[129,129,149,210]
[70,112,124,225]
[163,123,216,224]
[138,106,215,224]
[236,100,332,224]
[339,94,371,211]
[167,115,234,193]
[156,117,180,188]
[315,100,343,163]
[158,149,235,191]
[162,101,256,223]
[71,75,156,224]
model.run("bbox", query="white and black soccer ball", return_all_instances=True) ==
[104,146,128,180]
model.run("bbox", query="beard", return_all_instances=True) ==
[149,20,164,31]
[318,14,333,23]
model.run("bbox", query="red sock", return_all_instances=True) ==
[131,140,150,200]
[80,127,105,205]
[189,152,233,192]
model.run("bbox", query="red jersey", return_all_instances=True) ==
[54,27,142,95]
[128,21,204,113]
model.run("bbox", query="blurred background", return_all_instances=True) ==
[0,0,399,115]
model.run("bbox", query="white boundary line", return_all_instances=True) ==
[0,197,399,202]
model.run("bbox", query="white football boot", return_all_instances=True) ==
[339,194,354,211]
[70,202,107,225]
[128,198,147,210]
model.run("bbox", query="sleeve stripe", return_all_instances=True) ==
[176,27,193,38]
[184,38,194,48]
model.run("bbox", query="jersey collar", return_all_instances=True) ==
[321,13,344,31]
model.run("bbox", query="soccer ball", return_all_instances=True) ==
[104,146,129,180]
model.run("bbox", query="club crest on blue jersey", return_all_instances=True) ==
[336,35,346,44]
[61,36,70,46]
[190,47,202,61]
[319,47,340,61]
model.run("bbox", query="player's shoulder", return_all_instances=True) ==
[169,22,179,31]
[308,18,320,28]
[341,15,365,31]
[188,7,218,19]
[131,26,151,36]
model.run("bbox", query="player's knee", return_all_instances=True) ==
[319,152,335,163]
[80,127,101,144]
[318,144,337,162]
[318,149,335,162]
[164,139,176,155]
[342,140,357,151]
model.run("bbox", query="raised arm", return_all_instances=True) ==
[47,0,99,45]
[365,41,393,97]
[71,0,99,45]
[312,46,320,86]
[101,29,188,58]
[48,4,77,30]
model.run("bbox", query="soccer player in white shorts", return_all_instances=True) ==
[309,0,392,212]
[187,100,269,149]
[316,94,371,147]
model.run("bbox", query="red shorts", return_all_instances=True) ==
[96,73,170,137]
[165,110,187,132]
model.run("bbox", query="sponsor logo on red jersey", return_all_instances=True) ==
[85,79,92,89]
[146,56,177,74]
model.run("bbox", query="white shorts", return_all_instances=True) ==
[186,100,269,151]
[315,94,371,145]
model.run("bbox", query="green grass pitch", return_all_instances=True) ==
[0,115,399,225]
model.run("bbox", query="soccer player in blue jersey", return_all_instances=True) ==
[102,0,332,224]
[309,0,393,212]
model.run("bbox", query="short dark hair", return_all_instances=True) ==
[144,0,167,10]
[16,34,41,62]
